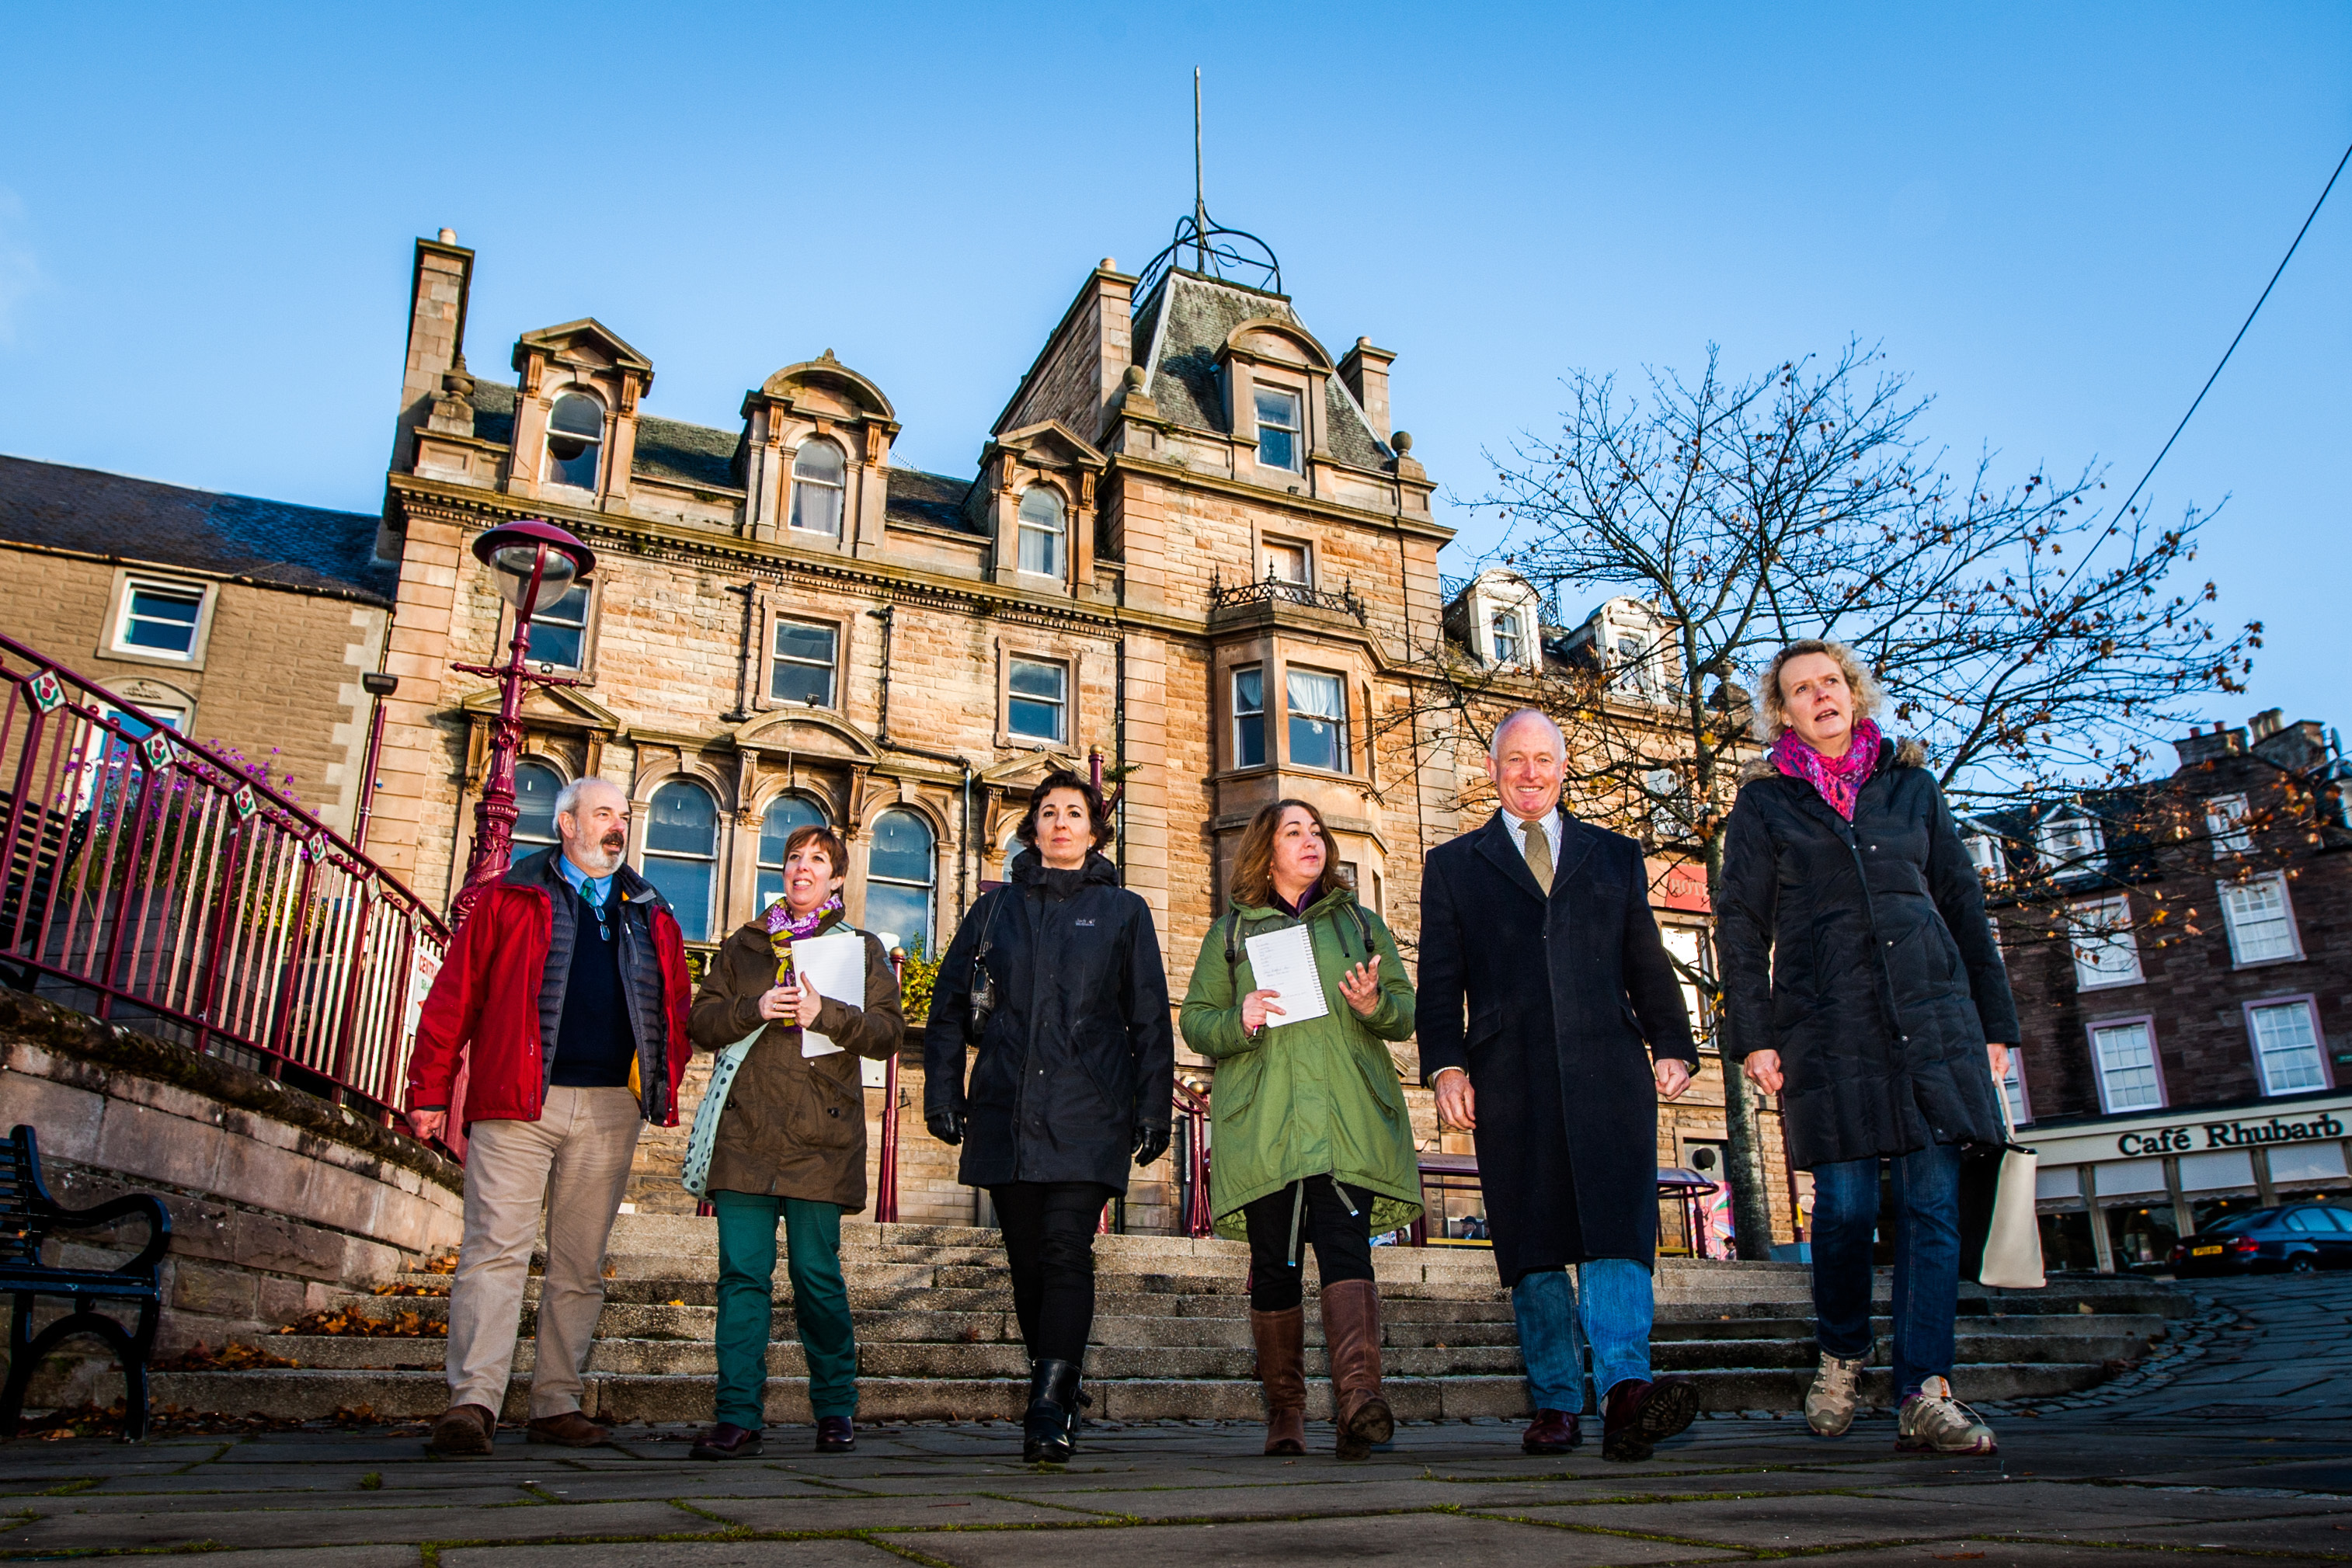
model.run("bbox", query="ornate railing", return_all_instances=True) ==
[0,633,447,1124]
[1171,1079,1213,1237]
[1207,570,1367,625]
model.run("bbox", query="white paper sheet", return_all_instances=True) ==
[1243,924,1330,1027]
[788,930,868,1056]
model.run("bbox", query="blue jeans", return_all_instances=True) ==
[1512,1260,1653,1414]
[1809,1142,1963,1399]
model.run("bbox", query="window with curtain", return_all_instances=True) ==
[2069,895,2142,989]
[642,780,718,941]
[1254,387,1302,471]
[791,439,847,537]
[2090,1020,2163,1112]
[513,760,563,847]
[770,617,838,707]
[530,584,592,669]
[1018,488,1066,578]
[865,808,934,955]
[2220,874,2301,965]
[2248,1000,2326,1095]
[1233,666,1265,768]
[1491,608,1525,665]
[754,794,829,910]
[1286,666,1347,772]
[545,393,604,491]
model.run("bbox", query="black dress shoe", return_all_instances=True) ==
[1602,1375,1700,1462]
[1522,1407,1582,1454]
[691,1421,764,1459]
[816,1416,856,1453]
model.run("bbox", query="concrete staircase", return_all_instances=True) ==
[154,1213,2190,1424]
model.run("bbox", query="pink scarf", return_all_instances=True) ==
[1771,716,1883,821]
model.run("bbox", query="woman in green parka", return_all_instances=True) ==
[1179,798,1421,1461]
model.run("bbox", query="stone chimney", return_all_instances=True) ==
[2173,719,2246,770]
[2252,717,2329,774]
[1338,337,1395,440]
[391,231,475,474]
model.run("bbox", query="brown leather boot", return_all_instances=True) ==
[1319,1279,1393,1462]
[1248,1306,1306,1455]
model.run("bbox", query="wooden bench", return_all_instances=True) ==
[0,1125,172,1441]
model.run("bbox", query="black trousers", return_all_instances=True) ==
[990,1181,1113,1364]
[1241,1176,1376,1312]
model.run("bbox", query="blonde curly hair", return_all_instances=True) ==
[1752,639,1884,744]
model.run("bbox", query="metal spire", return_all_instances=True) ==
[1193,68,1207,271]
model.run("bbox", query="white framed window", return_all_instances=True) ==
[1996,1048,2032,1125]
[2089,1018,2164,1113]
[790,439,847,538]
[1233,666,1266,768]
[754,794,828,910]
[2037,812,2103,881]
[545,392,604,492]
[1254,387,1302,471]
[2070,895,2142,989]
[1660,924,1708,1042]
[2219,873,2302,965]
[512,760,564,847]
[642,779,719,943]
[1017,488,1066,578]
[1286,666,1348,773]
[530,583,592,669]
[1006,655,1068,743]
[769,617,838,707]
[83,704,185,814]
[1963,833,2006,881]
[2246,998,2327,1096]
[1491,608,1526,666]
[113,581,205,660]
[865,808,935,955]
[1262,537,1310,586]
[1645,767,1684,839]
[2207,793,2253,856]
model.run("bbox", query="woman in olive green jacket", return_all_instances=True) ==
[1179,798,1419,1460]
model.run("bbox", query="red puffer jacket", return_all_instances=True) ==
[405,858,694,1128]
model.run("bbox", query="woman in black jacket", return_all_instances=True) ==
[923,769,1174,1462]
[1716,640,2019,1458]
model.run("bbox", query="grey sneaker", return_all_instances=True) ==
[1804,1351,1866,1437]
[1896,1375,1996,1455]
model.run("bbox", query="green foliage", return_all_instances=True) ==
[893,935,941,1024]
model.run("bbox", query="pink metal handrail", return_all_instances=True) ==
[0,633,448,1124]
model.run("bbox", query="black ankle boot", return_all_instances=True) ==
[1022,1358,1086,1463]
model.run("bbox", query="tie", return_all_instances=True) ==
[1520,815,1554,895]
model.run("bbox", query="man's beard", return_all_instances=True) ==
[569,831,626,876]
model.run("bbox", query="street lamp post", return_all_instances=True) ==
[447,519,597,930]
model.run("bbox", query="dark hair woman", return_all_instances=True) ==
[684,823,904,1459]
[1178,799,1420,1459]
[923,768,1174,1462]
[1716,640,2019,1457]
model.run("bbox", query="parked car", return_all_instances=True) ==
[2166,1204,2352,1275]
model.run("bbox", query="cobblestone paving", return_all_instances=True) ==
[6,1275,2347,1566]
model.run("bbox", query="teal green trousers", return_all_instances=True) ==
[712,1191,857,1425]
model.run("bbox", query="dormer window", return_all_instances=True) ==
[1017,488,1065,578]
[2206,793,2252,855]
[1254,387,1302,471]
[2037,812,2103,881]
[791,439,847,538]
[1491,609,1526,666]
[1963,833,2006,881]
[545,393,604,492]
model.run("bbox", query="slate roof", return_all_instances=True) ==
[634,415,740,492]
[886,467,979,533]
[0,453,395,603]
[1133,270,1392,471]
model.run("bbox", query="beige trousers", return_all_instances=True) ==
[446,1086,642,1418]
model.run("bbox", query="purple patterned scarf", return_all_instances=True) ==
[764,893,844,982]
[1771,716,1883,821]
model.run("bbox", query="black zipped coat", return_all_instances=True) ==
[1715,736,2020,1170]
[923,851,1174,1193]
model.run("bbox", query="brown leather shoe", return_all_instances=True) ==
[526,1410,614,1448]
[691,1421,764,1459]
[816,1416,856,1453]
[426,1403,496,1456]
[1522,1407,1582,1454]
[1249,1306,1307,1455]
[1319,1280,1393,1462]
[1602,1375,1700,1462]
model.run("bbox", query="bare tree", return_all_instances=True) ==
[1431,341,2259,1259]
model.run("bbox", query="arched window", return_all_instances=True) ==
[513,760,564,847]
[1017,487,1065,578]
[864,808,935,956]
[791,439,847,538]
[545,393,605,492]
[755,794,830,910]
[642,780,719,941]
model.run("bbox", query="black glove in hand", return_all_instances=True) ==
[1133,1123,1171,1167]
[925,1110,964,1146]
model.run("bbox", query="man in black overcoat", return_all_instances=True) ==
[1416,708,1703,1462]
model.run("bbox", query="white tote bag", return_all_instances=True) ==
[680,1023,763,1201]
[1974,1099,2045,1289]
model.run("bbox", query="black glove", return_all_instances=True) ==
[1133,1122,1171,1167]
[926,1109,964,1146]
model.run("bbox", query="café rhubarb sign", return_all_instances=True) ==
[2117,1112,2347,1159]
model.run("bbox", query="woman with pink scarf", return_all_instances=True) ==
[1716,641,2019,1457]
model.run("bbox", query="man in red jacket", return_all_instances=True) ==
[406,777,693,1455]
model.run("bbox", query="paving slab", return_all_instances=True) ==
[444,1543,903,1568]
[680,1493,1112,1529]
[900,1511,1747,1566]
[0,1498,709,1552]
[1863,1479,2352,1523]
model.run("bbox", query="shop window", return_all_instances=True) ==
[2248,999,2327,1096]
[791,439,847,538]
[545,393,604,491]
[770,617,838,707]
[642,779,718,942]
[754,794,828,910]
[865,808,934,955]
[1286,666,1348,773]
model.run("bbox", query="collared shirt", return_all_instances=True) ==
[1502,804,1562,867]
[555,854,616,910]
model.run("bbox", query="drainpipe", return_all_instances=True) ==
[721,582,756,722]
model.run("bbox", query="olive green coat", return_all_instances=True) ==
[1178,886,1423,1242]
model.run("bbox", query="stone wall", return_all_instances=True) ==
[0,991,464,1396]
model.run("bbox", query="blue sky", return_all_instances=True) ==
[2,3,2345,746]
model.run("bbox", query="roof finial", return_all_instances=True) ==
[1194,68,1208,273]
